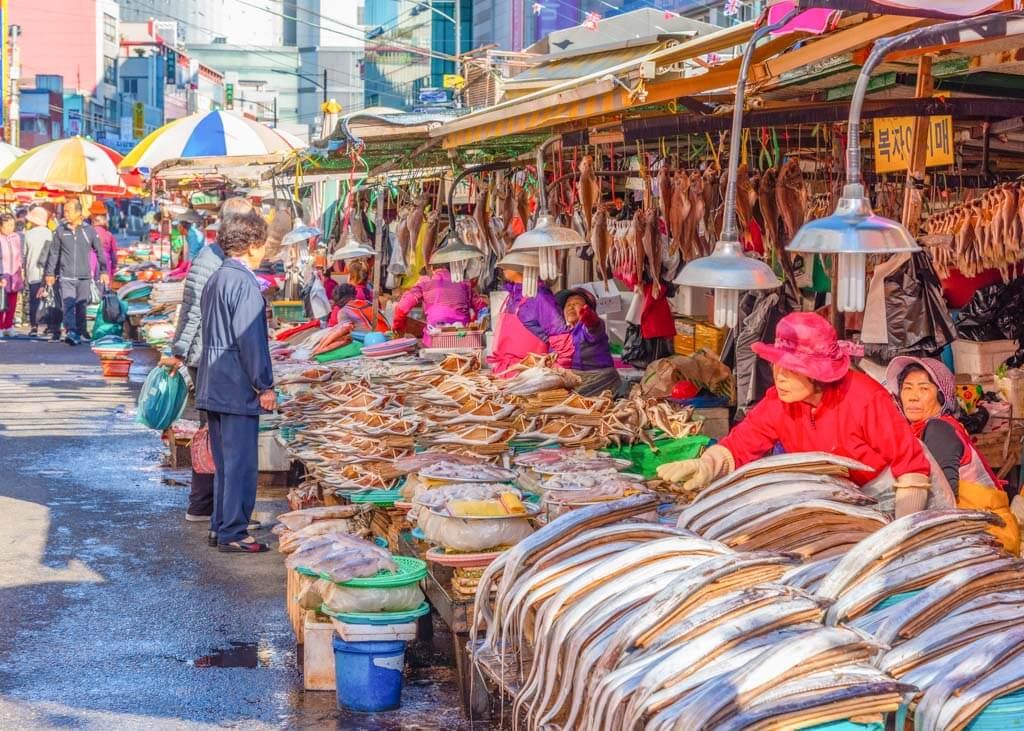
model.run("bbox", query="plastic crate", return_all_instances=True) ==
[429,328,484,349]
[271,300,306,322]
[695,320,727,355]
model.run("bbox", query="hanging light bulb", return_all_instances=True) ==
[282,224,321,248]
[671,14,794,328]
[430,226,483,284]
[329,229,376,262]
[497,250,541,297]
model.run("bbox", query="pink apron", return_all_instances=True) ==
[487,301,549,377]
[421,281,470,348]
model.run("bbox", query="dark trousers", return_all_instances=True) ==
[208,410,259,544]
[186,367,214,517]
[27,282,42,329]
[59,277,90,337]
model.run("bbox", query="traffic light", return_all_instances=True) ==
[225,83,234,109]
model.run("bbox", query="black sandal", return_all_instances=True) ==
[207,531,218,547]
[217,538,269,553]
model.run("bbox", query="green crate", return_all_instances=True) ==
[271,300,306,322]
[601,435,710,480]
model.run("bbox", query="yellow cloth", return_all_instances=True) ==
[400,220,427,290]
[448,499,507,517]
[958,480,1021,553]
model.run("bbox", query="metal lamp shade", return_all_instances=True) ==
[282,224,321,248]
[329,231,376,262]
[788,183,920,312]
[510,213,585,282]
[430,231,484,283]
[674,238,779,328]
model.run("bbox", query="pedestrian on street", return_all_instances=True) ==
[181,215,205,262]
[44,199,109,346]
[160,198,252,526]
[196,210,275,554]
[89,201,119,277]
[22,206,52,338]
[0,213,24,337]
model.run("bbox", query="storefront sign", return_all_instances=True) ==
[133,102,145,139]
[872,115,953,173]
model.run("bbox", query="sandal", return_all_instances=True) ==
[217,538,269,553]
[207,531,218,547]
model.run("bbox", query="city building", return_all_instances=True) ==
[291,0,365,138]
[118,0,285,46]
[364,0,471,111]
[10,0,122,141]
[19,80,63,147]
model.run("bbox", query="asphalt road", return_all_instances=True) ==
[0,335,482,730]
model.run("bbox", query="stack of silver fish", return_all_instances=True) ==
[469,453,1024,730]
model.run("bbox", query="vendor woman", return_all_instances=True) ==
[328,283,389,333]
[658,312,934,518]
[487,251,571,376]
[392,253,489,347]
[887,356,1020,551]
[556,288,621,396]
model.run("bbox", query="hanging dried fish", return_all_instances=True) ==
[578,155,599,235]
[670,169,690,256]
[685,170,705,259]
[776,158,806,243]
[734,163,756,237]
[757,166,780,253]
[645,207,662,298]
[703,166,722,243]
[657,161,673,225]
[592,205,611,284]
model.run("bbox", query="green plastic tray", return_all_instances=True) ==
[319,601,430,625]
[348,489,403,507]
[601,435,710,480]
[340,556,427,588]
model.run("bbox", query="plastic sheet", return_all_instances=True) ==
[958,278,1024,342]
[317,580,425,613]
[277,505,367,532]
[418,510,534,552]
[622,324,674,370]
[725,290,794,417]
[295,574,323,610]
[859,253,956,361]
[101,289,124,324]
[136,366,188,431]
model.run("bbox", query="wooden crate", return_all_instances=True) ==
[287,569,305,643]
[972,426,1024,477]
[168,436,192,470]
[302,610,337,691]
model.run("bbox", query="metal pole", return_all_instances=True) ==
[8,25,20,147]
[322,68,327,104]
[273,96,278,127]
[454,0,462,108]
[371,187,384,327]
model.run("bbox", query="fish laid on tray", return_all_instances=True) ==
[469,496,910,731]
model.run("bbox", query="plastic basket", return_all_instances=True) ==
[271,300,306,322]
[429,330,484,349]
[319,601,430,625]
[340,556,427,588]
[601,435,711,480]
[798,720,884,731]
[966,687,1024,729]
[348,489,403,507]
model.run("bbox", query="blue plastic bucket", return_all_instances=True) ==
[332,637,406,712]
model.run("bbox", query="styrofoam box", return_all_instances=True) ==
[951,339,1018,377]
[330,618,419,643]
[302,611,337,691]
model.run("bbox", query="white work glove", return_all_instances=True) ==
[657,445,734,494]
[894,472,930,518]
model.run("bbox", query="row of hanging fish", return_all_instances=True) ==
[924,182,1024,280]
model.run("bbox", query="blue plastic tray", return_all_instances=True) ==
[868,589,922,613]
[798,720,884,731]
[319,601,430,625]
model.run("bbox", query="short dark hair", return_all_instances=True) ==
[217,211,268,257]
[332,283,356,308]
[0,213,14,225]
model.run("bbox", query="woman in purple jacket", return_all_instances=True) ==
[556,288,621,396]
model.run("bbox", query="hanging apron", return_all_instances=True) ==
[487,299,549,378]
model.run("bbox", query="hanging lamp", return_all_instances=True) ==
[509,136,585,297]
[430,230,484,283]
[329,229,376,262]
[673,11,797,328]
[282,224,321,248]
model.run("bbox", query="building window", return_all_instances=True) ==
[121,78,140,96]
[103,13,117,43]
[103,56,116,85]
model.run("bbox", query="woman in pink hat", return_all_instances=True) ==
[887,356,1019,551]
[658,312,934,518]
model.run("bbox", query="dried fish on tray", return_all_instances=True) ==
[468,496,911,731]
[417,461,516,484]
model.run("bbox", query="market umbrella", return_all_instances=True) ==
[0,142,25,169]
[0,136,142,196]
[120,110,306,173]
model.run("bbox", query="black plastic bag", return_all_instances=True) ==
[724,290,795,417]
[860,252,957,361]
[957,279,1024,342]
[37,285,59,324]
[622,324,673,370]
[101,289,124,324]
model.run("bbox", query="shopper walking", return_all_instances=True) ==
[160,198,252,526]
[44,200,109,345]
[22,206,52,337]
[89,201,119,277]
[0,213,24,337]
[196,210,275,553]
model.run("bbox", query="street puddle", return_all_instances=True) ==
[192,641,269,668]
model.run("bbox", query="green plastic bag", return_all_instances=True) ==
[601,435,710,480]
[313,341,363,363]
[91,297,127,340]
[136,366,188,431]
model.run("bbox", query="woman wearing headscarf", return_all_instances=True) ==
[887,356,1020,551]
[555,287,621,396]
[657,312,936,518]
[486,251,571,376]
[328,283,388,333]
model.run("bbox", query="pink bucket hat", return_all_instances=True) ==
[751,312,860,383]
[26,206,49,228]
[884,356,956,414]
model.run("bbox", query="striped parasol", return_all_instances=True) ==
[0,142,25,169]
[0,137,142,196]
[120,111,306,173]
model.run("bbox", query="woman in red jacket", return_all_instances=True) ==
[658,312,933,518]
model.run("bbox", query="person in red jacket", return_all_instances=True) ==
[658,312,933,518]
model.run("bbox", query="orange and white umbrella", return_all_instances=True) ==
[0,136,142,196]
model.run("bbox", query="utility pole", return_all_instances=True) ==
[273,96,278,128]
[8,25,20,146]
[322,68,327,104]
[454,0,462,109]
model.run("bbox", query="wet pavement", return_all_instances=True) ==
[0,335,489,730]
